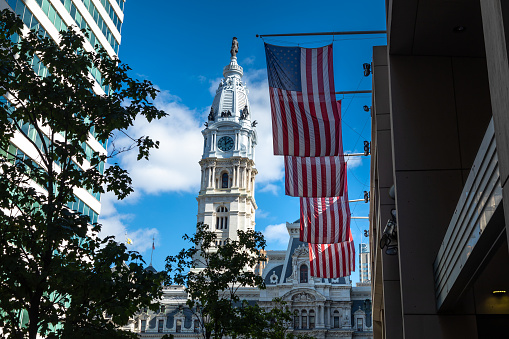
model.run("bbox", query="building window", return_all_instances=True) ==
[176,319,182,333]
[309,310,315,329]
[300,264,308,283]
[357,318,363,331]
[158,319,164,333]
[294,310,299,329]
[301,310,307,329]
[194,320,200,333]
[140,319,146,333]
[222,172,229,188]
[333,310,340,328]
[216,206,229,230]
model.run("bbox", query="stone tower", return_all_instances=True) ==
[197,39,257,246]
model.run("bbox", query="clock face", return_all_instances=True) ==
[218,136,234,151]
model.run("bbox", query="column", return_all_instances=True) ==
[246,168,251,191]
[235,165,239,187]
[344,305,351,329]
[211,166,215,189]
[325,306,330,329]
[206,167,211,188]
[232,166,236,188]
[318,304,325,328]
[240,166,245,188]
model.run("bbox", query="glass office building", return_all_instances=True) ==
[2,0,126,222]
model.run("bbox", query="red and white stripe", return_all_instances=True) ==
[300,196,350,244]
[285,156,346,197]
[270,45,341,157]
[308,232,355,278]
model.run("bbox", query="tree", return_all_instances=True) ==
[165,224,316,339]
[238,298,315,339]
[165,222,267,339]
[0,9,167,339]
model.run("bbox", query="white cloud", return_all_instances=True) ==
[241,56,255,65]
[256,209,269,219]
[262,223,289,247]
[208,77,221,96]
[243,70,284,184]
[98,191,159,254]
[112,89,204,195]
[345,151,364,169]
[197,75,207,83]
[259,183,279,195]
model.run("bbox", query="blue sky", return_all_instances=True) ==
[98,0,386,285]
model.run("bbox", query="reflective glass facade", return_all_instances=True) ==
[4,0,125,223]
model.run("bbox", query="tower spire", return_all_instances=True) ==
[195,39,258,256]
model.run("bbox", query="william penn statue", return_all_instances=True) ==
[230,37,239,57]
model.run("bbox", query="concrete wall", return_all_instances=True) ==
[388,54,491,338]
[480,0,509,247]
[371,45,403,339]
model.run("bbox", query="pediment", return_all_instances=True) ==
[282,288,326,302]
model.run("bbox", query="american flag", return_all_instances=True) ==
[300,196,351,244]
[285,156,346,197]
[308,232,355,278]
[265,43,341,157]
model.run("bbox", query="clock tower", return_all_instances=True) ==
[197,39,257,246]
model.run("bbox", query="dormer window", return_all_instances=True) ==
[300,264,308,283]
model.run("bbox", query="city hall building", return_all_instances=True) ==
[126,48,373,339]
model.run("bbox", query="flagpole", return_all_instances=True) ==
[150,235,154,266]
[344,153,370,156]
[335,90,372,95]
[256,30,386,38]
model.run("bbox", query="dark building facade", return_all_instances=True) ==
[370,0,509,338]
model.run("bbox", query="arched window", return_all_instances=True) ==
[301,310,307,329]
[216,206,229,230]
[300,264,308,283]
[333,310,340,328]
[293,310,299,329]
[222,172,229,188]
[309,310,315,329]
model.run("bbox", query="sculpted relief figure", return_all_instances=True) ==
[231,37,239,57]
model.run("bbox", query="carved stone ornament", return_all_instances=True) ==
[270,271,278,284]
[208,107,215,121]
[293,244,309,257]
[292,292,315,302]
